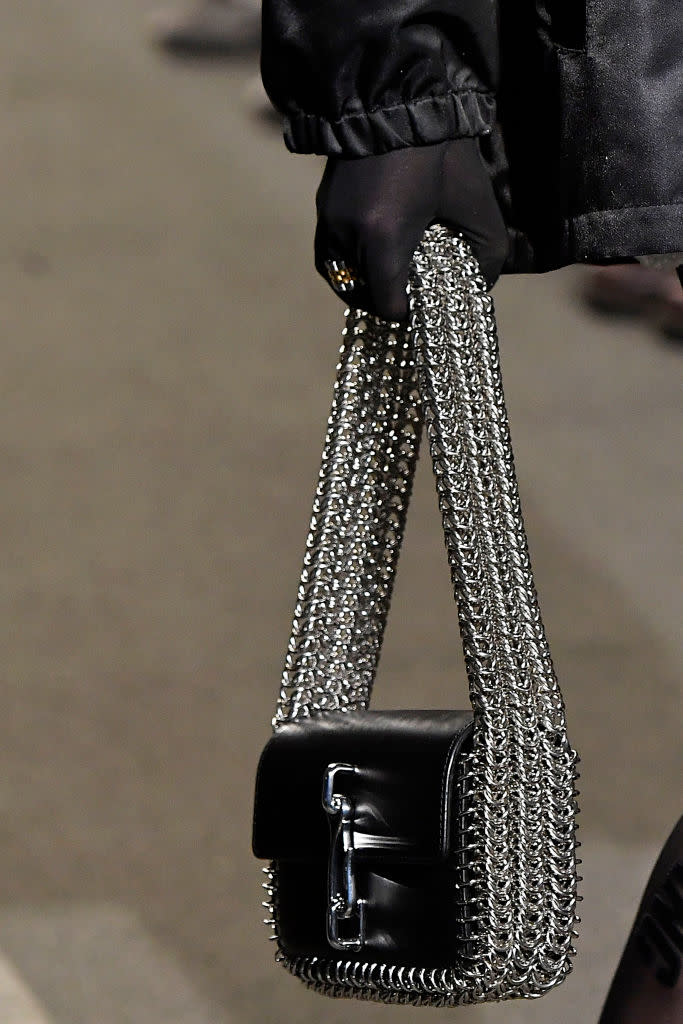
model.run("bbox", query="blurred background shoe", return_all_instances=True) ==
[582,264,683,342]
[148,0,261,55]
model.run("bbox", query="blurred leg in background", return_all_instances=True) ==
[582,264,683,342]
[599,817,683,1024]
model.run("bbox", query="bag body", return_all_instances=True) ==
[252,229,580,1005]
[254,710,474,964]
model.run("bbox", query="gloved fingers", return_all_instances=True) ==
[314,217,371,310]
[315,207,422,322]
[314,140,507,316]
[314,150,440,319]
[439,209,508,290]
[358,220,425,322]
[439,139,509,289]
[460,212,509,290]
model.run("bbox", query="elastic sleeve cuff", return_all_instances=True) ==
[283,89,496,157]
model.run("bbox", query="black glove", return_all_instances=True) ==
[315,138,508,322]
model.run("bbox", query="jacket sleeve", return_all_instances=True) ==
[261,0,499,157]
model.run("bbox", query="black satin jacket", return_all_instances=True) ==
[261,0,682,271]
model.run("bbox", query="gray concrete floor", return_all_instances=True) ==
[0,2,681,1021]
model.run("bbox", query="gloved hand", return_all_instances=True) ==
[315,138,508,322]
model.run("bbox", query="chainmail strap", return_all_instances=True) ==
[271,226,579,1001]
[275,313,422,721]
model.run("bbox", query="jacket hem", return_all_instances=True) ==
[504,203,683,273]
[283,90,496,157]
[569,203,683,263]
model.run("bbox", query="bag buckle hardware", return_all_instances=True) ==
[322,763,367,951]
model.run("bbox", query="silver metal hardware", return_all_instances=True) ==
[322,763,367,951]
[263,228,580,1003]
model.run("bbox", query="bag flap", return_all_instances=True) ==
[252,709,474,863]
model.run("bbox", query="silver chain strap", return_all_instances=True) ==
[275,308,422,722]
[266,227,579,1004]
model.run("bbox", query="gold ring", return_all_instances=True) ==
[324,259,362,294]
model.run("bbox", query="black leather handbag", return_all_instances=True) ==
[254,710,474,964]
[252,229,580,1005]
